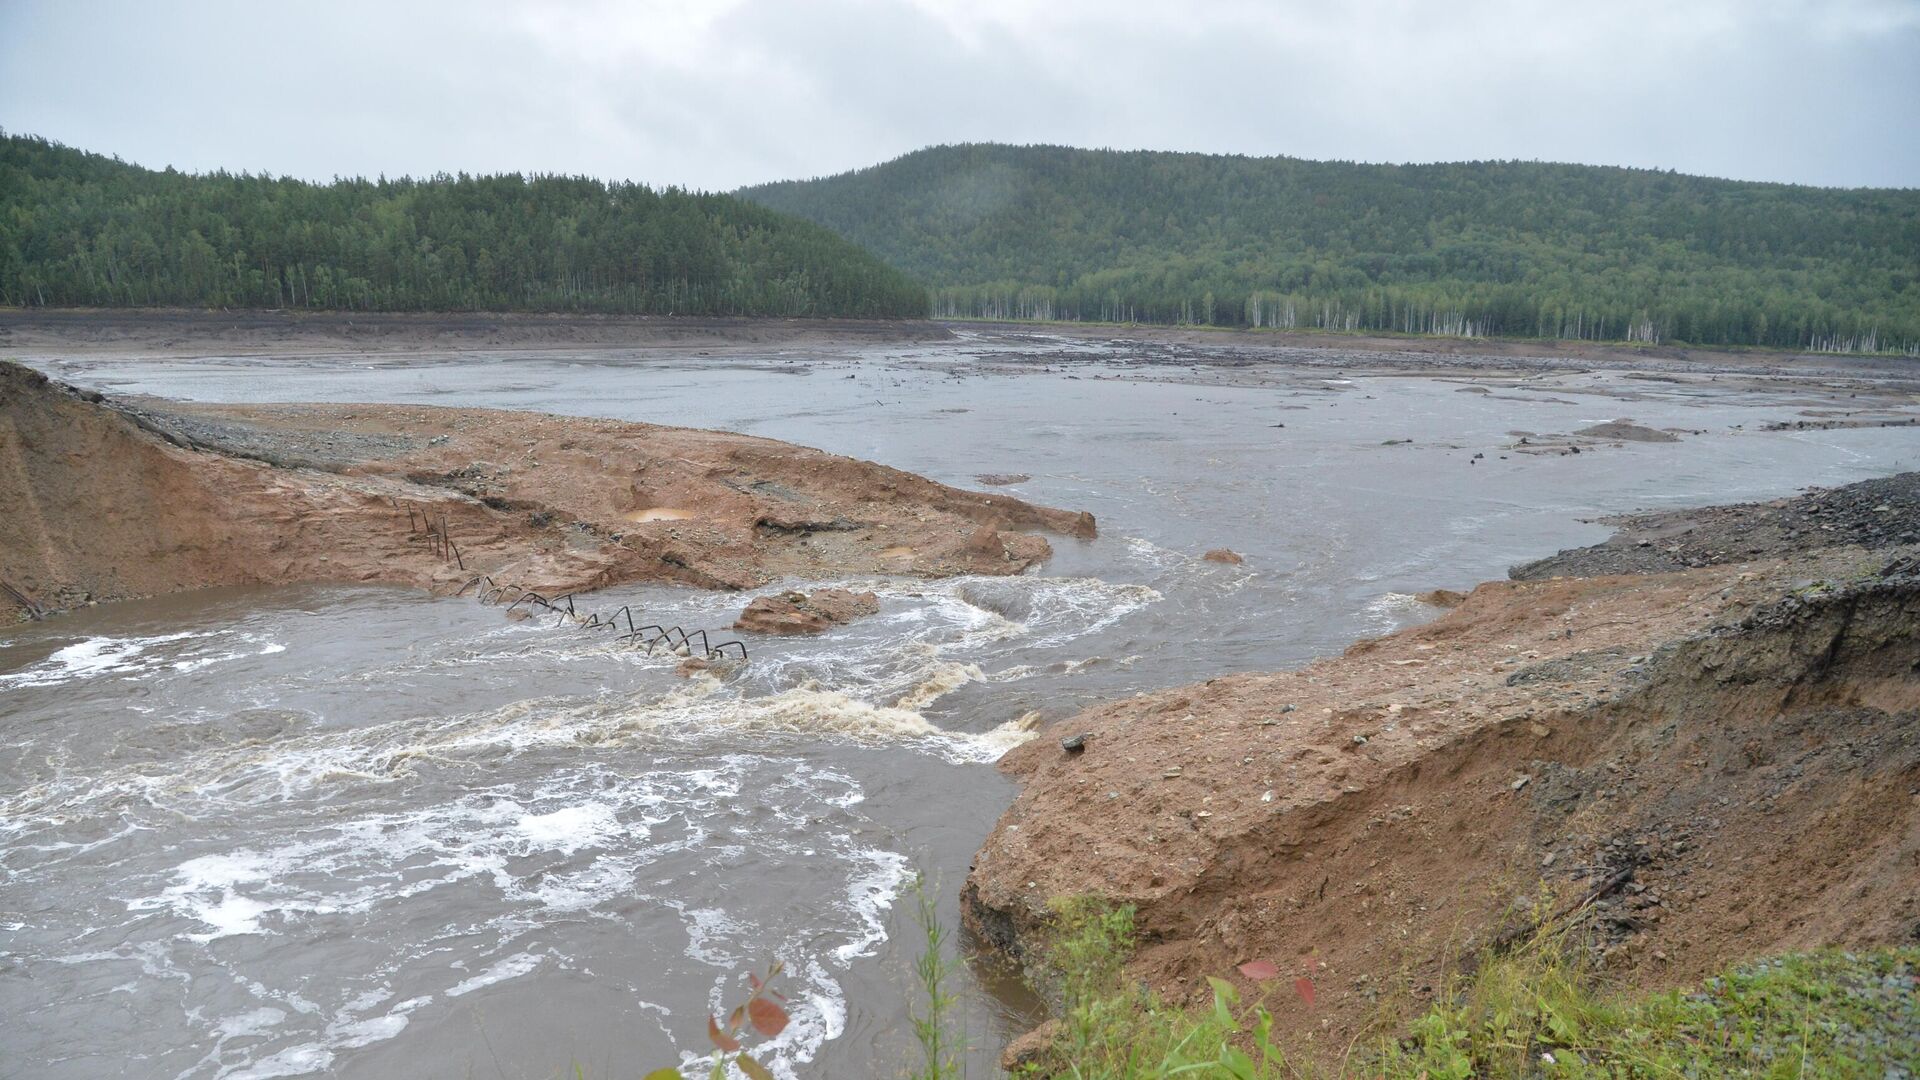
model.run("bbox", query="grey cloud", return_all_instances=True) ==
[2,0,1913,189]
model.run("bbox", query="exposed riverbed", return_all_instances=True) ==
[4,327,1916,1078]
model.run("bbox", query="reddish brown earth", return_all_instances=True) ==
[734,588,882,635]
[966,484,1919,1063]
[0,361,1093,617]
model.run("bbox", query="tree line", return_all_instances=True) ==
[0,133,927,318]
[743,143,1920,353]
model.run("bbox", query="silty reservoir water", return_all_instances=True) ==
[4,332,1915,1077]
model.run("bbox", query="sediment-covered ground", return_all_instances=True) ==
[966,474,1920,1061]
[0,309,953,356]
[0,360,1093,617]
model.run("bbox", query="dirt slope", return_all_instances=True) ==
[966,479,1918,1061]
[0,362,1093,617]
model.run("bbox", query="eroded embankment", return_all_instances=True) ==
[965,482,1918,1062]
[0,361,1093,617]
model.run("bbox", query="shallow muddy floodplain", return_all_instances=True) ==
[4,327,1918,1078]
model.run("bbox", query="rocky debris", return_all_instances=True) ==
[0,361,1096,617]
[1202,548,1245,564]
[1513,472,1920,579]
[1575,419,1681,443]
[1763,416,1919,432]
[999,1020,1061,1072]
[965,526,1011,559]
[732,588,880,635]
[675,654,746,678]
[110,402,421,470]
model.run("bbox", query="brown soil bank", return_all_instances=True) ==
[965,476,1918,1063]
[0,361,1093,617]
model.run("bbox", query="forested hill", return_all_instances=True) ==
[741,144,1920,352]
[0,134,927,318]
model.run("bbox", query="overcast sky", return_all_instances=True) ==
[4,0,1917,190]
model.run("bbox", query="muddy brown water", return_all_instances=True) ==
[5,331,1917,1078]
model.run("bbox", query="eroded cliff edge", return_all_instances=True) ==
[965,476,1918,1060]
[0,361,1094,616]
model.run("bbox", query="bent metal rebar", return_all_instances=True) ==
[408,502,747,661]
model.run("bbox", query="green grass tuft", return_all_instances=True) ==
[1013,898,1300,1079]
[1014,897,1918,1079]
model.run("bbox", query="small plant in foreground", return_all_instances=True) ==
[645,961,791,1080]
[907,874,965,1080]
[1020,897,1298,1079]
[1017,896,1919,1079]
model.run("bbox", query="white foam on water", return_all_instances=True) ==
[328,1010,411,1048]
[1,629,288,689]
[1123,535,1188,570]
[45,754,906,1078]
[221,1044,334,1080]
[831,848,912,964]
[891,661,984,711]
[683,906,747,966]
[1362,591,1429,633]
[514,803,622,856]
[5,675,1044,833]
[2,567,1165,1077]
[215,1007,287,1039]
[130,851,280,940]
[445,952,542,998]
[0,631,200,688]
[172,637,288,674]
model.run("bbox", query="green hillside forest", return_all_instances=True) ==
[742,144,1920,352]
[0,133,927,318]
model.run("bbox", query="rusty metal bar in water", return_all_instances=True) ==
[505,592,548,613]
[456,575,747,666]
[623,624,667,647]
[642,627,686,656]
[1,578,46,621]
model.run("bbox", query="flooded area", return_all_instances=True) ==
[5,330,1917,1078]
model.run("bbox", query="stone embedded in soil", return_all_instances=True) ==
[1203,548,1245,564]
[965,525,1015,559]
[732,588,880,635]
[998,1020,1061,1072]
